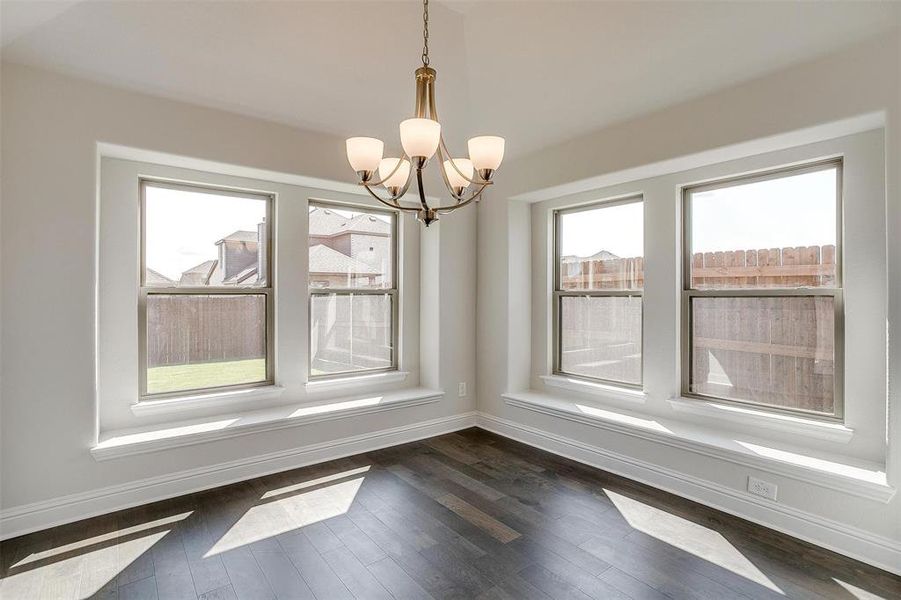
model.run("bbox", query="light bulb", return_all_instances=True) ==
[468,136,505,175]
[378,158,411,191]
[443,158,474,191]
[346,137,384,174]
[400,118,441,160]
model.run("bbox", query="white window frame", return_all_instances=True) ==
[138,179,275,399]
[552,195,644,389]
[308,199,399,380]
[680,159,845,421]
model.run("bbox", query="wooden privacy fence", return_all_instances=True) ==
[690,295,834,414]
[147,295,266,367]
[561,245,836,289]
[561,245,836,413]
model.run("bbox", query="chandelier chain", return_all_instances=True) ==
[421,0,430,66]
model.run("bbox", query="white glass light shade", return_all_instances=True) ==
[346,137,384,173]
[399,118,441,159]
[443,158,474,189]
[468,136,505,171]
[378,158,411,189]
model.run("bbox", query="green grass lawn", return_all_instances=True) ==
[147,358,266,395]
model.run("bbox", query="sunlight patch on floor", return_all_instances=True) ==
[206,468,367,557]
[261,466,370,500]
[605,490,783,593]
[2,513,183,598]
[12,511,192,569]
[832,578,886,599]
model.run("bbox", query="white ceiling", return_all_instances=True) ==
[2,1,898,159]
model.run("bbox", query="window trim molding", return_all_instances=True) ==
[679,158,845,422]
[137,178,276,400]
[307,199,400,381]
[552,194,645,389]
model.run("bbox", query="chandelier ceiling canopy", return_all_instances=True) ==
[345,0,505,227]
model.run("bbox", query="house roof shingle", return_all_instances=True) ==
[309,244,380,276]
[145,268,175,285]
[309,207,391,237]
[217,230,258,244]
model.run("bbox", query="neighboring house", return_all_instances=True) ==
[173,209,389,286]
[145,268,175,286]
[308,207,391,286]
[178,225,267,286]
[308,244,380,288]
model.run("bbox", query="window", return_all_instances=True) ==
[308,201,397,378]
[554,197,643,386]
[682,160,842,418]
[140,180,273,397]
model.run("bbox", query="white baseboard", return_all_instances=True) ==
[476,411,901,577]
[0,411,477,541]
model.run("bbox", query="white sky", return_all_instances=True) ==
[560,201,643,258]
[145,186,266,280]
[559,167,837,259]
[691,168,837,253]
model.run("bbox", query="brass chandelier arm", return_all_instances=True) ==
[433,182,490,214]
[437,136,488,185]
[360,175,421,213]
[362,150,411,188]
[427,81,486,187]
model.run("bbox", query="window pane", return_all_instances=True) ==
[688,167,837,289]
[310,293,393,375]
[144,184,268,287]
[690,296,834,414]
[558,200,643,291]
[308,205,394,289]
[146,294,267,394]
[559,295,641,385]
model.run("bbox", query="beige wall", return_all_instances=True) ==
[478,32,901,572]
[0,63,477,518]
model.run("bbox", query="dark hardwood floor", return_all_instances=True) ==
[1,428,899,599]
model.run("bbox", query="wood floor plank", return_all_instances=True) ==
[325,515,387,565]
[117,575,158,600]
[367,557,435,600]
[198,585,239,600]
[276,531,353,600]
[434,494,520,543]
[2,428,899,600]
[301,521,344,554]
[517,563,595,600]
[253,550,317,600]
[322,546,394,600]
[220,547,276,600]
[150,530,196,600]
[409,454,507,501]
[598,567,672,600]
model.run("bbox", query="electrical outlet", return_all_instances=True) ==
[458,382,467,397]
[747,476,777,500]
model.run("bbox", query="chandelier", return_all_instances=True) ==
[344,0,505,226]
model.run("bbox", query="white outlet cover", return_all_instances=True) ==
[458,382,467,397]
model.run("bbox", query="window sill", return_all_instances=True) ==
[94,387,442,461]
[668,397,854,444]
[502,391,893,503]
[304,370,408,394]
[131,385,286,417]
[540,375,646,405]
